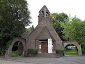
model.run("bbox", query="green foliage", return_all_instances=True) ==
[0,47,5,56]
[0,0,31,55]
[0,38,14,56]
[51,13,68,40]
[12,50,22,57]
[0,0,31,26]
[6,38,14,50]
[81,42,85,54]
[60,16,85,44]
[25,27,32,33]
[65,49,78,56]
[60,16,85,54]
[56,49,64,54]
[27,49,38,55]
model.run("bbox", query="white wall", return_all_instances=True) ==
[48,38,52,53]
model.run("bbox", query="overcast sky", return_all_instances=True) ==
[27,0,85,28]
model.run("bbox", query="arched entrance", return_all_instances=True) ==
[5,38,27,57]
[64,44,78,56]
[12,41,24,56]
[63,41,82,56]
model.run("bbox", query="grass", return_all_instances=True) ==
[12,51,22,57]
[65,49,78,56]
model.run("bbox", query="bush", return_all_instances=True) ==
[0,39,14,56]
[27,49,38,55]
[12,50,22,57]
[0,47,5,56]
[56,49,64,54]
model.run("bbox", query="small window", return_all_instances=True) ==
[41,11,44,16]
[46,12,49,16]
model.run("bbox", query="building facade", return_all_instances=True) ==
[5,5,63,57]
[26,5,63,55]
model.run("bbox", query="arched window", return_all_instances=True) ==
[41,11,44,16]
[46,12,49,16]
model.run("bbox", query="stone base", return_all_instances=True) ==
[35,53,64,58]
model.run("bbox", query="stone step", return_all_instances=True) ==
[35,53,63,58]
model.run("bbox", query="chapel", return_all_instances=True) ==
[5,5,63,57]
[26,5,63,57]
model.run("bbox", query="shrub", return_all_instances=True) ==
[0,47,5,56]
[0,39,14,56]
[27,49,38,55]
[12,50,22,57]
[56,49,64,54]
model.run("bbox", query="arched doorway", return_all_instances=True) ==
[63,41,82,56]
[12,41,24,56]
[5,38,27,57]
[64,44,78,56]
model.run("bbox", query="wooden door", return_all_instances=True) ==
[41,42,48,53]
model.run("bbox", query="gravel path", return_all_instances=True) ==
[0,56,85,64]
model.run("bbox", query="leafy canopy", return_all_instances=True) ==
[0,0,31,55]
[60,16,85,44]
[51,13,68,40]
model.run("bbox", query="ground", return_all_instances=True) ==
[0,56,85,64]
[65,49,78,56]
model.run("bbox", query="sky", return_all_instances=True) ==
[26,0,85,28]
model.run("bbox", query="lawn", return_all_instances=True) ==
[65,49,78,56]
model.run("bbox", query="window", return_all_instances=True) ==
[41,11,44,16]
[46,12,49,16]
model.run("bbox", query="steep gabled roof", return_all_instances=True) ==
[27,5,62,45]
[39,5,50,13]
[36,26,55,41]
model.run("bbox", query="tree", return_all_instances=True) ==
[60,17,85,44]
[25,27,32,33]
[0,0,31,55]
[60,17,85,54]
[51,13,68,40]
[80,21,85,54]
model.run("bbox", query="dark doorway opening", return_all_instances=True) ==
[12,41,23,57]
